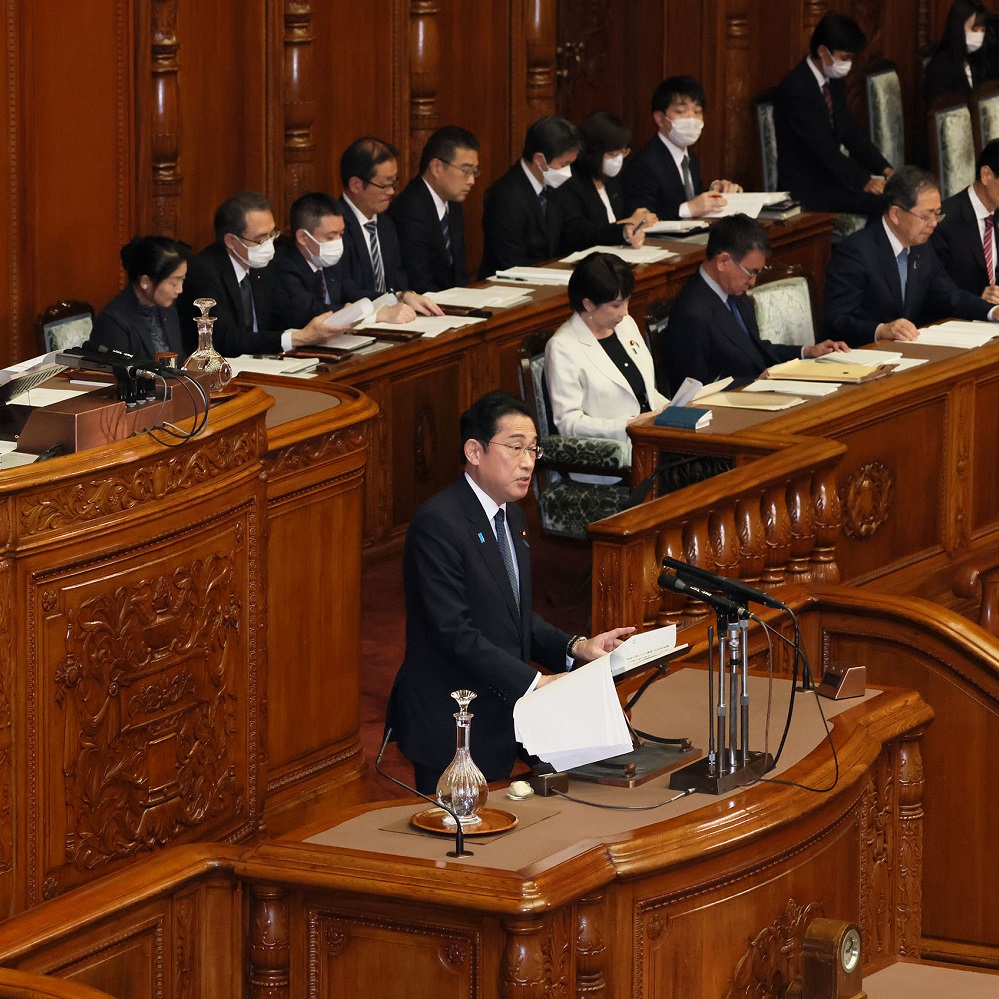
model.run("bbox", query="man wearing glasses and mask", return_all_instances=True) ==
[338,136,443,318]
[180,190,336,357]
[664,213,848,387]
[823,166,999,346]
[389,125,480,293]
[388,391,634,793]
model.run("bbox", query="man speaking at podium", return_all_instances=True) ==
[389,391,634,793]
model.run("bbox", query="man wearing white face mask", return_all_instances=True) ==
[479,115,582,278]
[774,12,892,216]
[180,190,336,357]
[621,76,742,221]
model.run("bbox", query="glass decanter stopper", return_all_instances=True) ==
[436,689,488,827]
[185,297,232,397]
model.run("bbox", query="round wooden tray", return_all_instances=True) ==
[410,806,519,836]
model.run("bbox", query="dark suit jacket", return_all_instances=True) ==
[479,163,564,278]
[933,188,991,303]
[178,242,288,357]
[620,135,700,220]
[554,165,628,254]
[339,203,408,303]
[389,476,571,781]
[388,177,467,292]
[822,219,993,346]
[923,49,982,104]
[91,285,185,360]
[271,242,344,329]
[774,58,890,215]
[663,271,799,388]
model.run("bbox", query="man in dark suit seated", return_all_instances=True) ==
[823,165,999,346]
[620,75,741,221]
[338,137,442,320]
[478,115,581,278]
[664,214,848,388]
[774,12,892,215]
[933,139,999,311]
[389,391,634,793]
[179,190,334,357]
[388,125,479,293]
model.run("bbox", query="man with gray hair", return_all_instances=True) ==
[823,165,999,346]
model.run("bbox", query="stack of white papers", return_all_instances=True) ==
[589,624,682,678]
[513,658,632,772]
[818,349,901,366]
[489,267,573,285]
[916,321,999,348]
[356,314,486,339]
[745,379,840,396]
[560,245,676,265]
[702,191,792,218]
[228,356,319,378]
[697,391,806,410]
[670,375,733,407]
[427,286,532,309]
[645,220,708,235]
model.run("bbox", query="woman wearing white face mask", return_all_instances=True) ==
[555,111,659,254]
[925,0,995,103]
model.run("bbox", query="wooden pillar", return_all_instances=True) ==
[576,893,608,999]
[248,884,290,999]
[151,0,182,237]
[409,1,440,177]
[896,731,925,957]
[282,1,316,209]
[722,9,751,184]
[524,0,558,121]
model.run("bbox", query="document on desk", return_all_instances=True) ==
[765,358,895,382]
[228,356,319,378]
[697,390,806,410]
[490,266,573,285]
[703,191,791,218]
[645,220,709,235]
[355,314,486,338]
[744,379,840,396]
[427,286,532,309]
[560,244,677,265]
[513,658,632,771]
[916,322,999,348]
[817,349,902,366]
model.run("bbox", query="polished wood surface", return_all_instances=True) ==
[0,2,943,371]
[0,377,374,916]
[0,591,943,997]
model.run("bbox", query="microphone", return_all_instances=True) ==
[659,572,744,616]
[661,556,789,611]
[375,727,472,858]
[86,342,165,373]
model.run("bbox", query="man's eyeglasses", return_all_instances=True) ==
[732,258,765,280]
[487,440,544,460]
[238,229,280,246]
[442,160,481,178]
[364,178,397,191]
[900,206,945,225]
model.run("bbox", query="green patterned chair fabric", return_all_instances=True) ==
[747,264,817,347]
[832,213,867,240]
[973,81,999,149]
[932,100,975,199]
[867,66,904,169]
[755,92,779,192]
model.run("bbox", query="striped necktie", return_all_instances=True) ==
[986,214,995,285]
[681,155,695,200]
[441,206,453,268]
[364,219,386,294]
[494,509,520,609]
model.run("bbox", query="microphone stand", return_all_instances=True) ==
[375,728,472,858]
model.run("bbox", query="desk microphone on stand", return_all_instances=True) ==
[375,727,472,858]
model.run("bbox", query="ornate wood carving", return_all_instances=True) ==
[18,430,257,537]
[408,2,439,177]
[151,0,182,237]
[249,885,291,999]
[810,467,842,583]
[265,427,366,474]
[723,13,751,184]
[896,731,924,956]
[413,401,438,484]
[52,554,244,875]
[861,750,894,963]
[576,893,607,999]
[761,483,792,590]
[839,461,893,540]
[0,558,12,883]
[174,890,197,999]
[803,1,829,39]
[734,496,767,583]
[785,478,815,585]
[723,898,825,999]
[282,1,316,202]
[501,916,547,999]
[524,0,557,119]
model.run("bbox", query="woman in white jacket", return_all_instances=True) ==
[545,252,667,481]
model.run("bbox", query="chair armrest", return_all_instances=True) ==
[539,435,629,475]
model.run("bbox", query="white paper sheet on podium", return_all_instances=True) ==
[513,658,632,772]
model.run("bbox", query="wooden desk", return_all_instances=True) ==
[0,378,375,915]
[311,213,834,550]
[0,593,934,998]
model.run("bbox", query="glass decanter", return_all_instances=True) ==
[436,689,489,827]
[185,297,232,397]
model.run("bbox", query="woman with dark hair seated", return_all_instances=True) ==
[92,235,192,359]
[556,111,657,254]
[544,252,667,481]
[924,0,995,103]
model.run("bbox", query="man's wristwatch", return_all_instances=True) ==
[566,635,587,659]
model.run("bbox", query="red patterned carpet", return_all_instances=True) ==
[360,499,594,801]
